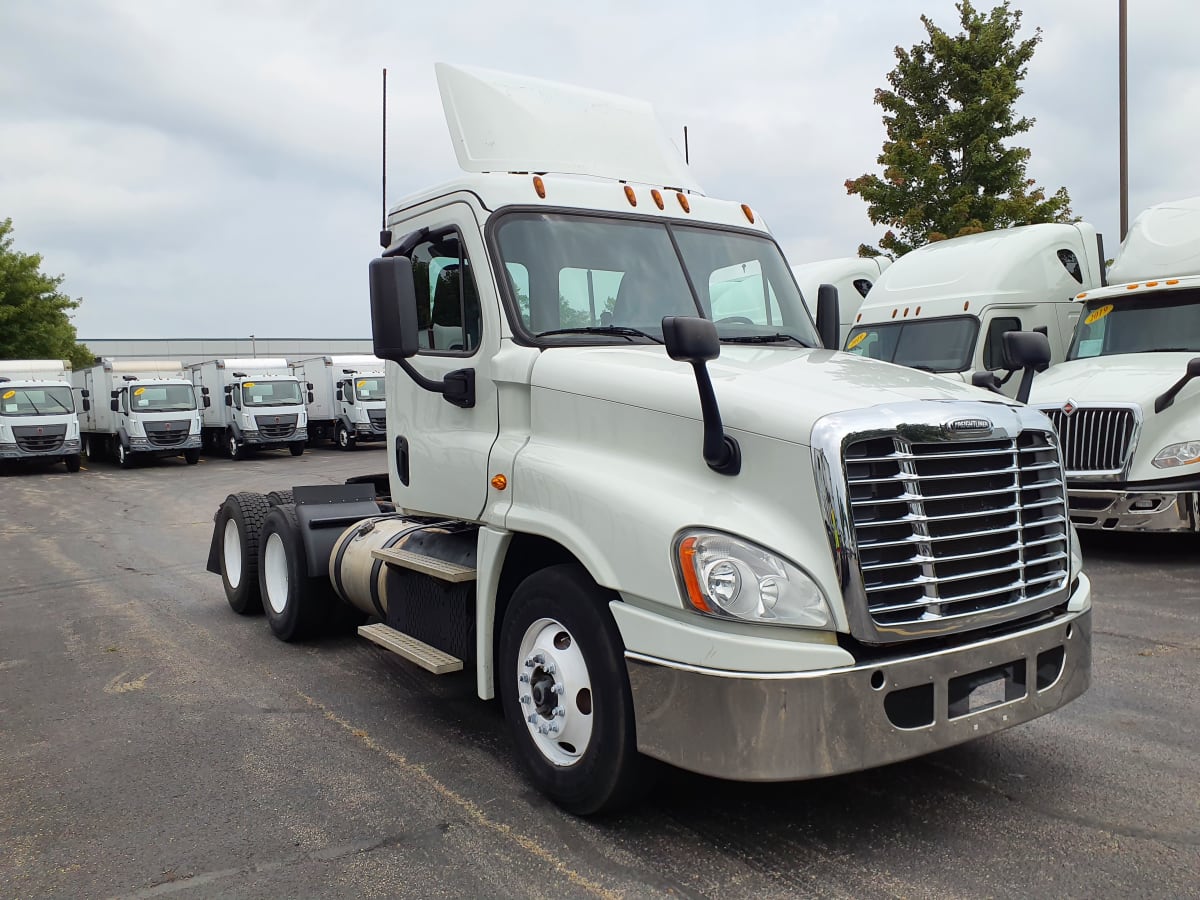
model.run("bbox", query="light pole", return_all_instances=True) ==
[250,334,257,357]
[1119,0,1128,239]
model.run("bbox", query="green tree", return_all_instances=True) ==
[0,218,92,369]
[845,1,1073,257]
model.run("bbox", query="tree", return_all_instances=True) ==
[845,1,1073,258]
[0,218,93,369]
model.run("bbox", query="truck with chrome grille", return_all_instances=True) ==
[1029,196,1200,532]
[206,64,1092,815]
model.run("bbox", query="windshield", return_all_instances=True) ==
[350,377,385,402]
[0,385,74,416]
[843,316,980,372]
[130,383,196,412]
[1069,289,1200,359]
[241,379,303,407]
[493,212,820,346]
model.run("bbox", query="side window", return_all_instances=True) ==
[410,231,483,355]
[506,262,532,329]
[708,260,782,326]
[983,316,1023,370]
[558,267,624,328]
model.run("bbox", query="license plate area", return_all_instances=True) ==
[947,659,1026,719]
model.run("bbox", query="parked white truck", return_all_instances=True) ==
[1029,197,1200,532]
[0,360,82,472]
[206,65,1091,814]
[792,256,892,345]
[844,223,1106,395]
[290,355,387,449]
[73,359,204,467]
[189,358,307,459]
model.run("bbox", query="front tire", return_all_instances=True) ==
[116,442,133,469]
[335,424,355,451]
[215,492,270,615]
[289,442,305,457]
[228,432,245,460]
[498,564,650,815]
[64,454,81,473]
[259,504,337,642]
[184,447,201,465]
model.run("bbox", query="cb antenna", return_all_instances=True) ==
[380,68,391,248]
[684,125,689,165]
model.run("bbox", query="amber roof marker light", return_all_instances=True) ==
[624,185,637,207]
[532,175,546,199]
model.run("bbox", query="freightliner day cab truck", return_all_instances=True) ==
[207,64,1092,814]
[844,223,1105,396]
[0,360,83,471]
[792,256,892,346]
[189,358,308,459]
[73,359,205,467]
[290,355,387,449]
[1029,196,1200,532]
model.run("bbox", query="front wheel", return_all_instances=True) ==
[498,564,651,815]
[184,447,201,465]
[289,442,305,457]
[116,442,133,469]
[64,454,81,473]
[335,424,355,451]
[228,432,245,460]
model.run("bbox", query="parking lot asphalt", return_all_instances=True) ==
[1,446,1197,899]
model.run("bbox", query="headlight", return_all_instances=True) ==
[674,531,833,628]
[1152,441,1200,468]
[1068,522,1083,581]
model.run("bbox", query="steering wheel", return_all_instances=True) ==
[716,316,754,325]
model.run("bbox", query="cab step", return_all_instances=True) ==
[357,623,463,674]
[370,547,477,583]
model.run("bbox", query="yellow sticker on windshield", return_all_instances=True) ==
[243,381,255,388]
[847,332,869,350]
[1084,304,1114,325]
[2,390,14,400]
[357,380,367,388]
[134,387,146,396]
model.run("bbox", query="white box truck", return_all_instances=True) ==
[0,360,82,472]
[73,359,204,468]
[205,65,1091,815]
[792,256,892,346]
[1029,196,1200,532]
[844,223,1106,396]
[290,355,387,449]
[188,358,307,459]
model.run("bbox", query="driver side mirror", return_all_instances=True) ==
[369,256,419,362]
[307,391,314,404]
[110,399,119,412]
[225,394,233,407]
[1002,331,1052,405]
[82,398,91,412]
[203,395,211,408]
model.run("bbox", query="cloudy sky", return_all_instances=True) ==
[1,0,1195,340]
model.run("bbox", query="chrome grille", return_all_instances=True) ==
[1037,406,1136,474]
[845,430,1069,631]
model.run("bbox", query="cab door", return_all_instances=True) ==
[385,202,501,521]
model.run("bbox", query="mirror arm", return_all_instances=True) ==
[1155,371,1196,414]
[687,361,741,476]
[396,359,475,409]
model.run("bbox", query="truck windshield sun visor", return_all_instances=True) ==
[492,211,820,347]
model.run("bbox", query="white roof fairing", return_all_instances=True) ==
[434,63,703,194]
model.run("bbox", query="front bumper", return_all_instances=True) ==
[626,580,1091,781]
[129,434,202,453]
[243,427,308,446]
[1068,487,1199,532]
[0,438,80,459]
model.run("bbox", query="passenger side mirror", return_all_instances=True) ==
[369,256,420,362]
[1154,357,1200,413]
[815,283,840,351]
[1002,331,1052,405]
[662,316,740,476]
[662,315,719,363]
[82,398,91,412]
[307,391,314,404]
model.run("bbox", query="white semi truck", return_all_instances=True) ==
[189,358,307,460]
[844,223,1106,395]
[73,359,204,467]
[0,360,82,472]
[792,256,892,346]
[206,65,1092,814]
[290,355,387,449]
[1029,197,1200,532]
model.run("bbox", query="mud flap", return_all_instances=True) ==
[293,483,383,578]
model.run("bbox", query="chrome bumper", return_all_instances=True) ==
[626,603,1091,781]
[1068,487,1199,532]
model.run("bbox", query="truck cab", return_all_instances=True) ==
[1029,197,1200,531]
[0,360,82,472]
[189,358,308,459]
[208,64,1092,815]
[290,355,387,449]
[844,223,1104,395]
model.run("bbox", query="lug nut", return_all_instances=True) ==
[538,724,550,735]
[553,706,565,718]
[519,673,530,683]
[527,714,538,724]
[520,695,532,705]
[552,684,565,694]
[544,664,556,675]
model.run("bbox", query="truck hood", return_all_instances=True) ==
[1028,354,1197,408]
[530,345,1006,445]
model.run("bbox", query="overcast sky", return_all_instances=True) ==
[1,0,1195,340]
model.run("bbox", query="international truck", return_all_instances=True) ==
[0,360,82,472]
[73,359,204,467]
[290,355,387,449]
[188,358,308,460]
[792,256,892,346]
[844,223,1106,396]
[206,64,1092,814]
[1029,196,1200,532]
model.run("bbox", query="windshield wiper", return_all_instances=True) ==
[539,326,663,344]
[719,333,811,346]
[1145,347,1198,353]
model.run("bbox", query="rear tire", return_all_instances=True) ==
[259,504,337,642]
[184,447,201,465]
[64,454,81,473]
[266,489,294,507]
[215,492,270,615]
[498,564,651,815]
